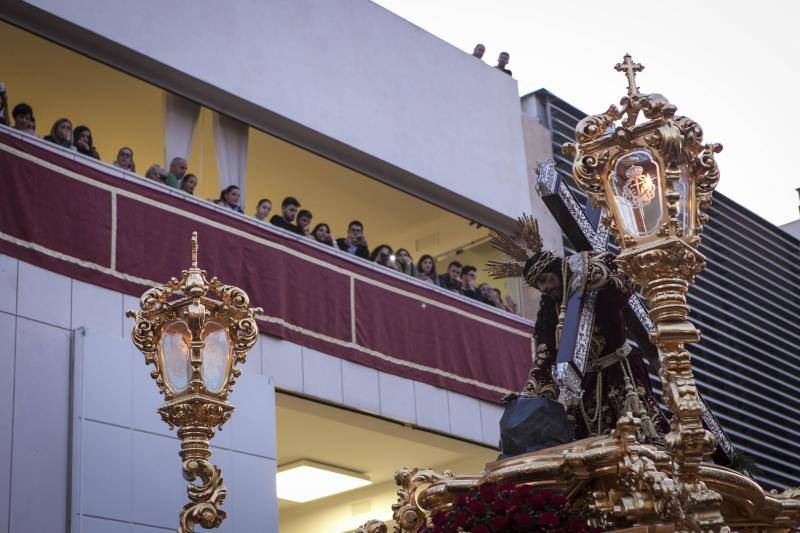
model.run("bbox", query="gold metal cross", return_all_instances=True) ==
[615,54,644,97]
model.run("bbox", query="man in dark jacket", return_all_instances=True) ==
[336,220,370,259]
[270,196,306,237]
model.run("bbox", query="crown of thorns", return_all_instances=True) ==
[485,214,558,287]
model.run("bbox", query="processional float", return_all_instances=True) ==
[356,56,800,533]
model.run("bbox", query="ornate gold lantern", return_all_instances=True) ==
[127,232,261,532]
[563,54,725,530]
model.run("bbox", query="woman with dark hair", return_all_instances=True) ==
[72,125,101,159]
[369,244,394,267]
[394,248,417,277]
[416,254,440,285]
[215,185,243,213]
[180,174,198,195]
[44,118,74,149]
[311,223,334,246]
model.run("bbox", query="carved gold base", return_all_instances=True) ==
[361,416,800,533]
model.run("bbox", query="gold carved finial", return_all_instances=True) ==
[615,53,644,97]
[191,231,198,269]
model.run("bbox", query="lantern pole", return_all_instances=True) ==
[564,55,727,531]
[127,232,262,532]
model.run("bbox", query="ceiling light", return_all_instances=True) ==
[276,460,372,503]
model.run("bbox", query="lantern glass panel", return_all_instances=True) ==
[202,321,231,393]
[611,150,663,237]
[677,166,691,235]
[161,320,192,393]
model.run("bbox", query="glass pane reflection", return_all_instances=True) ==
[161,321,192,392]
[202,322,230,393]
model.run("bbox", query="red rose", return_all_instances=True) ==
[432,512,447,526]
[551,494,567,507]
[456,495,469,507]
[480,483,498,500]
[539,511,559,527]
[472,524,490,533]
[567,517,588,530]
[492,515,509,530]
[453,512,469,527]
[528,495,546,509]
[499,482,516,493]
[468,499,486,515]
[515,484,534,498]
[514,512,533,527]
[539,488,553,501]
[491,498,509,512]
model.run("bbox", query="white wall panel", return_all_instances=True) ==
[16,260,71,328]
[0,254,17,314]
[0,312,15,531]
[10,318,71,533]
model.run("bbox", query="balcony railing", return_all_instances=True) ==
[0,126,534,403]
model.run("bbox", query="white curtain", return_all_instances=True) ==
[164,93,200,164]
[213,112,249,203]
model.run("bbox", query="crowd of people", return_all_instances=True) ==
[0,92,518,314]
[471,43,512,76]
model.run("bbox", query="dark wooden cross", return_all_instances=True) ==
[535,158,734,461]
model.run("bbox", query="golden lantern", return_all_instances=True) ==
[127,232,261,532]
[562,54,726,530]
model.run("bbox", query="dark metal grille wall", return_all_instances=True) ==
[531,89,800,490]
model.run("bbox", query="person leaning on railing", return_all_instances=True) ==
[336,220,370,259]
[416,254,441,286]
[73,125,101,160]
[312,223,334,246]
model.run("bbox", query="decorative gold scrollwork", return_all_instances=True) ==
[392,468,454,532]
[179,459,227,532]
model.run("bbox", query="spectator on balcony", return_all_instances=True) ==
[472,43,485,59]
[165,157,188,189]
[145,164,167,183]
[495,52,512,76]
[312,223,334,246]
[460,265,481,300]
[180,174,198,195]
[394,248,417,277]
[297,209,313,237]
[112,146,135,172]
[438,261,463,292]
[12,103,36,135]
[269,196,305,236]
[0,84,7,126]
[370,244,394,268]
[73,125,101,159]
[254,198,272,222]
[336,220,370,259]
[416,254,440,286]
[44,118,74,149]
[498,289,517,314]
[215,185,243,213]
[481,283,502,309]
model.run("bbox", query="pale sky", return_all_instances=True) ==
[373,0,800,226]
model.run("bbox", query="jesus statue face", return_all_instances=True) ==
[535,272,562,302]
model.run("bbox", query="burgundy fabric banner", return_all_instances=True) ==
[0,130,534,402]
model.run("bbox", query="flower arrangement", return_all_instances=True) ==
[421,482,603,533]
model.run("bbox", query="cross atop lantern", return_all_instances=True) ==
[127,232,261,532]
